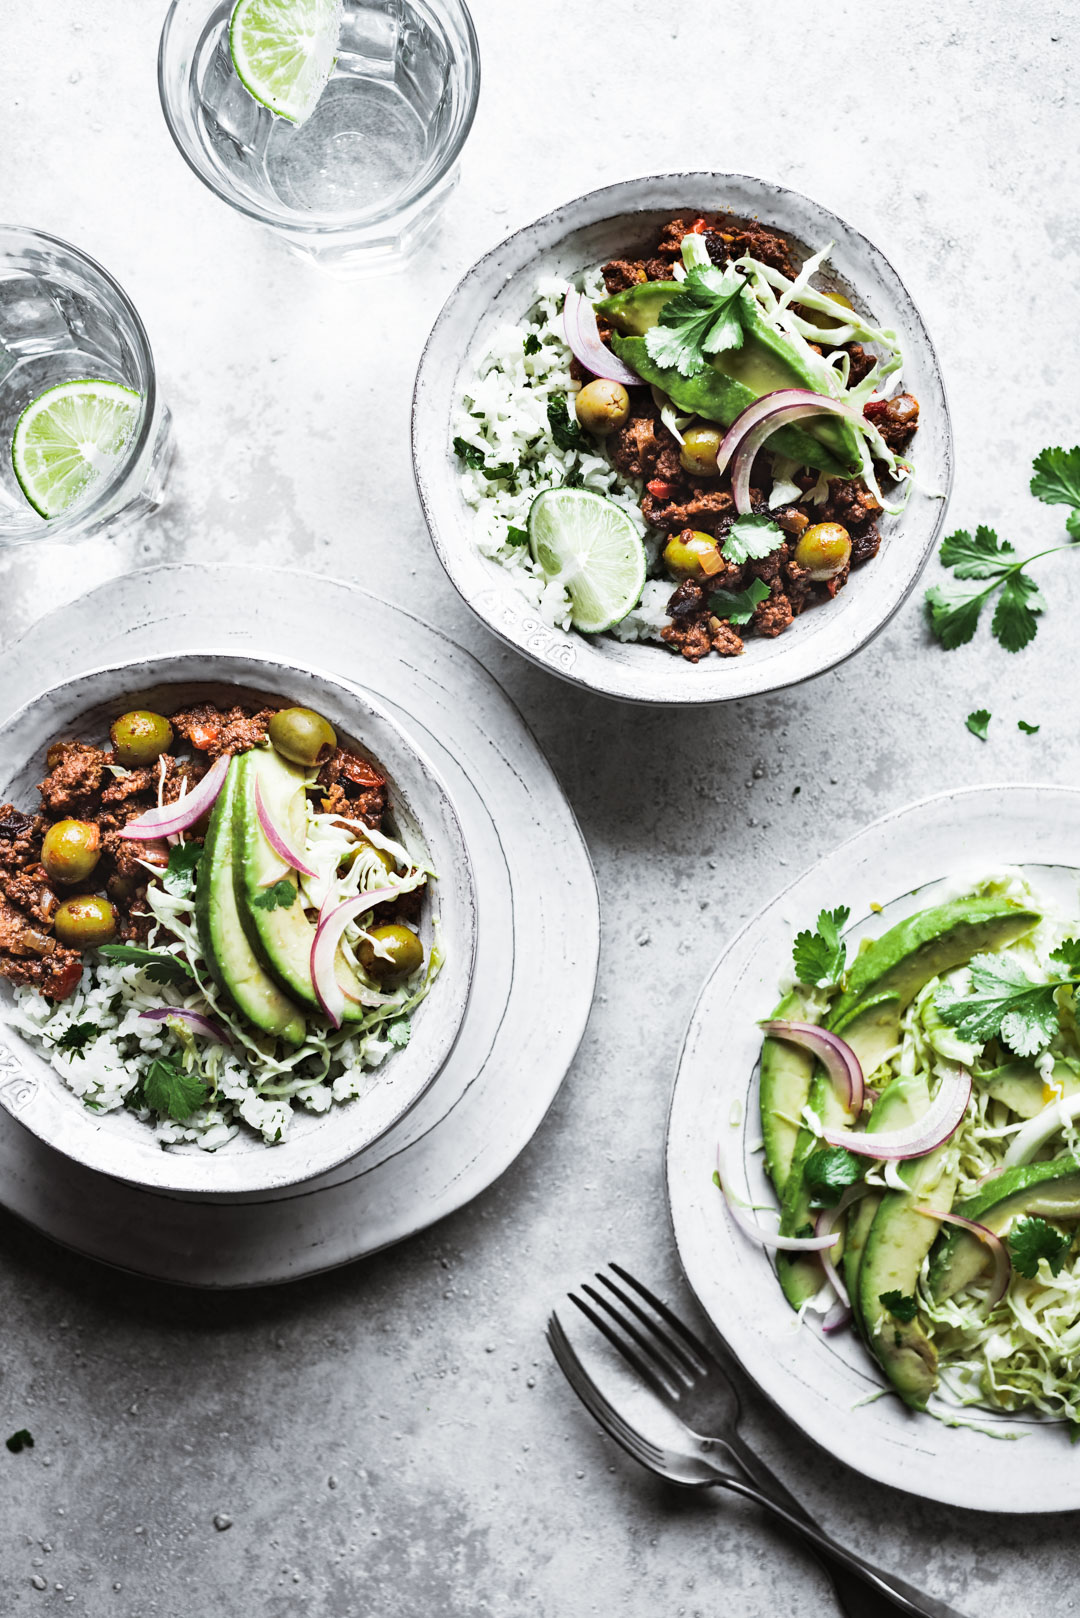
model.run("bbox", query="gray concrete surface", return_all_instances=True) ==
[2,1,1078,1612]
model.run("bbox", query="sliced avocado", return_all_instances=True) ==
[233,748,371,1024]
[759,988,816,1199]
[597,281,676,335]
[829,897,1041,1034]
[837,992,902,1080]
[842,1069,929,1334]
[776,1069,851,1310]
[857,1136,959,1410]
[195,758,306,1046]
[928,1153,1080,1301]
[975,1060,1080,1120]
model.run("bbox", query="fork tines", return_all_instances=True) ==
[567,1263,717,1404]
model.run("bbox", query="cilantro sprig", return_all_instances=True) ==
[546,397,585,453]
[792,906,850,989]
[926,448,1080,653]
[644,265,746,378]
[708,578,770,626]
[162,842,201,898]
[129,1057,209,1122]
[1008,1216,1072,1280]
[966,709,991,742]
[879,1291,918,1324]
[804,1146,863,1208]
[935,940,1080,1057]
[721,514,784,567]
[251,880,296,912]
[53,1021,99,1059]
[99,944,194,987]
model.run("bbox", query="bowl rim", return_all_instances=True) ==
[0,648,477,1196]
[412,170,955,706]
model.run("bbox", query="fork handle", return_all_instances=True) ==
[705,1469,970,1618]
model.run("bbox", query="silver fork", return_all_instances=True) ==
[547,1264,970,1618]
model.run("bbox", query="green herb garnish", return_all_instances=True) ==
[132,1057,209,1123]
[966,709,991,741]
[1030,446,1080,508]
[250,880,296,912]
[804,1147,863,1208]
[1008,1216,1072,1280]
[936,941,1080,1056]
[643,265,745,377]
[384,1018,411,1049]
[53,1021,98,1059]
[163,841,201,898]
[721,514,784,567]
[1018,720,1040,734]
[5,1430,33,1454]
[523,332,541,356]
[505,525,529,549]
[547,396,585,453]
[99,944,194,987]
[792,905,850,989]
[453,435,485,470]
[707,578,770,626]
[879,1290,918,1325]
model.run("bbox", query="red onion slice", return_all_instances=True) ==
[761,1019,864,1116]
[821,1067,971,1161]
[255,777,317,880]
[309,886,401,1028]
[814,1184,871,1328]
[713,389,862,514]
[137,1006,231,1044]
[916,1207,1011,1307]
[562,288,643,387]
[715,1151,839,1252]
[123,753,231,840]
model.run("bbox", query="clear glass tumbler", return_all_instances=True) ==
[158,0,480,274]
[0,227,173,549]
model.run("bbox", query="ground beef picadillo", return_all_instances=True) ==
[0,701,395,1003]
[595,214,920,662]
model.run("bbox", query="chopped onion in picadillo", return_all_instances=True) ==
[255,776,318,880]
[821,1066,971,1160]
[760,1019,864,1117]
[137,1006,232,1044]
[716,1152,840,1252]
[915,1207,1012,1307]
[1004,1093,1080,1167]
[562,288,643,388]
[123,752,231,840]
[310,886,401,1029]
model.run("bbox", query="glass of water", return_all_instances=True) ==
[158,0,480,274]
[0,227,172,549]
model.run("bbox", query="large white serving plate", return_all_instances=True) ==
[414,171,953,706]
[667,785,1080,1512]
[0,564,600,1286]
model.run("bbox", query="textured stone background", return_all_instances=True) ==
[1,1,1078,1613]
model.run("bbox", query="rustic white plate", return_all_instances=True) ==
[413,172,953,705]
[0,564,599,1285]
[0,651,477,1196]
[666,784,1080,1512]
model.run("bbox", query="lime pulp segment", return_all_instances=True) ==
[11,379,141,520]
[527,487,647,634]
[229,0,342,125]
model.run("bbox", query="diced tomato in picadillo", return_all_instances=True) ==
[690,218,708,234]
[188,722,220,750]
[647,479,675,499]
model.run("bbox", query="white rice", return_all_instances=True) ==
[453,271,668,642]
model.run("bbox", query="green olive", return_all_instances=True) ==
[110,710,174,767]
[574,379,630,437]
[53,895,118,948]
[678,424,723,478]
[343,840,396,879]
[662,530,723,581]
[268,707,337,767]
[41,819,102,884]
[358,924,424,981]
[794,522,852,582]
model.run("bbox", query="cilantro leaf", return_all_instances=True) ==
[452,436,486,471]
[135,1057,209,1122]
[804,1147,863,1208]
[879,1291,918,1325]
[384,1018,411,1049]
[251,880,297,912]
[939,526,1016,579]
[721,514,784,567]
[643,266,746,377]
[925,579,987,649]
[505,525,529,549]
[792,905,850,988]
[1049,938,1080,973]
[99,944,194,987]
[163,841,201,898]
[707,578,770,626]
[5,1430,33,1454]
[794,1223,816,1240]
[1018,720,1040,734]
[547,396,585,452]
[1067,509,1080,542]
[1030,446,1080,509]
[966,709,991,741]
[1008,1216,1072,1280]
[53,1021,98,1059]
[991,570,1045,653]
[936,953,1062,1056]
[523,332,541,356]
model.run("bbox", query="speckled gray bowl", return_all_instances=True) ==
[413,172,953,705]
[0,652,476,1197]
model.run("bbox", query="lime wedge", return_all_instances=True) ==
[528,488,647,634]
[11,379,141,520]
[229,0,341,125]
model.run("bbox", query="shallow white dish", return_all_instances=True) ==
[0,650,477,1197]
[667,784,1080,1512]
[0,565,599,1284]
[413,171,953,706]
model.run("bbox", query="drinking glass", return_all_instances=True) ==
[0,226,173,549]
[158,0,480,274]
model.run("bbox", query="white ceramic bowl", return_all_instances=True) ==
[413,172,953,705]
[0,652,476,1196]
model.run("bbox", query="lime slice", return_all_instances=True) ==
[11,379,141,520]
[229,0,341,125]
[528,488,647,634]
